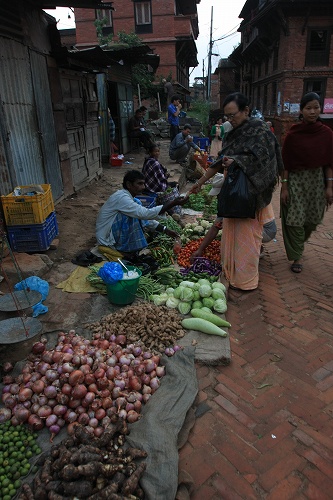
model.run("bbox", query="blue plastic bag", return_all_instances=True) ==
[14,276,49,317]
[98,262,123,285]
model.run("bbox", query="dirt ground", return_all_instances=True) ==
[0,139,190,361]
[52,138,185,263]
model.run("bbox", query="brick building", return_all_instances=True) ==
[74,0,200,101]
[228,0,333,141]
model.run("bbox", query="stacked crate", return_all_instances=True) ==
[1,184,58,252]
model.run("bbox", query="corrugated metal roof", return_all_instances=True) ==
[63,45,160,72]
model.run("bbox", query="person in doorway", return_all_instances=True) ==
[139,105,148,126]
[128,109,154,150]
[108,109,118,155]
[169,124,203,166]
[210,118,224,159]
[280,92,333,273]
[168,95,182,141]
[190,92,282,291]
[96,170,188,261]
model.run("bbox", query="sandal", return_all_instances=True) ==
[291,263,303,273]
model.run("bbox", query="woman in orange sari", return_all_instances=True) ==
[191,93,282,291]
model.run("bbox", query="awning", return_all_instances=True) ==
[50,43,159,72]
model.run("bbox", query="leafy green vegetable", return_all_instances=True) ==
[151,293,169,306]
[178,301,192,315]
[213,299,228,313]
[179,287,194,302]
[166,297,180,308]
[192,300,203,309]
[202,297,215,309]
[179,280,196,289]
[211,288,225,300]
[173,286,185,299]
[197,278,211,286]
[198,284,212,298]
[212,282,227,292]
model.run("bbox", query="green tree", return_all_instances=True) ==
[117,31,159,100]
[189,99,210,134]
[94,18,113,46]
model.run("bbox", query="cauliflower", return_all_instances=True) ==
[193,225,205,234]
[199,219,211,228]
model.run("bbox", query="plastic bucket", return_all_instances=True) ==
[106,266,142,305]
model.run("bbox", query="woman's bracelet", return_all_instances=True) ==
[326,177,333,181]
[281,179,288,183]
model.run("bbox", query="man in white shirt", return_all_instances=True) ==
[96,170,188,259]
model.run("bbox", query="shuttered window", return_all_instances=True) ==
[135,2,151,25]
[306,29,330,66]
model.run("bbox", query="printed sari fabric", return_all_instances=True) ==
[217,119,282,290]
[281,169,325,261]
[221,206,270,290]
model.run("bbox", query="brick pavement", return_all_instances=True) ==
[17,141,332,498]
[179,189,333,499]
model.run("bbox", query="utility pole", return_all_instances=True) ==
[202,59,205,100]
[206,6,213,100]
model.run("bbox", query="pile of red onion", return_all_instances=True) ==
[1,331,166,440]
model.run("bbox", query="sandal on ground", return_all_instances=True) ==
[291,263,303,273]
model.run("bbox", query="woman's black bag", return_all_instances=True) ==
[217,164,257,219]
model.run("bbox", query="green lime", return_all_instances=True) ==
[3,494,11,500]
[13,479,21,489]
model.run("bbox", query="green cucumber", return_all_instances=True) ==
[190,308,231,328]
[181,318,228,337]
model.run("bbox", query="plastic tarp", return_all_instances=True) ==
[126,346,198,500]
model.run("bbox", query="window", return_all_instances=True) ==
[264,57,269,75]
[258,62,261,78]
[134,1,152,33]
[263,84,268,114]
[257,86,261,109]
[303,79,326,102]
[273,44,279,71]
[96,8,113,35]
[305,29,330,66]
[271,81,277,112]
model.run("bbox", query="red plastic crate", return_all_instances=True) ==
[110,155,123,167]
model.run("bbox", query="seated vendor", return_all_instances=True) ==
[142,144,177,194]
[128,109,154,150]
[169,124,203,166]
[96,170,187,261]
